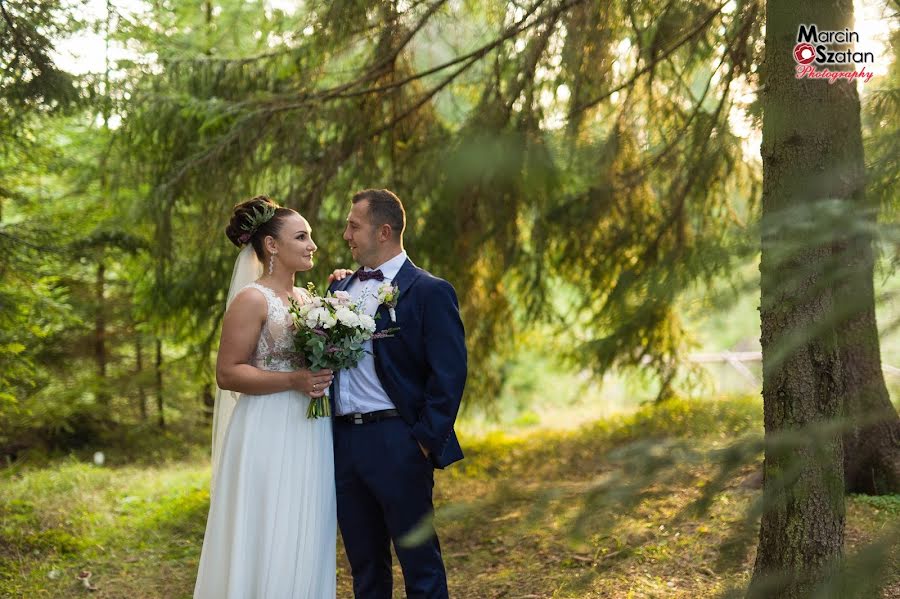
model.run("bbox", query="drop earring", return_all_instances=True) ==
[268,253,276,275]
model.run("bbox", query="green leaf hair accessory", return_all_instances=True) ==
[237,204,277,245]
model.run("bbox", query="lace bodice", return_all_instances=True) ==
[244,282,307,372]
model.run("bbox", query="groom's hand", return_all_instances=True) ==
[327,268,354,285]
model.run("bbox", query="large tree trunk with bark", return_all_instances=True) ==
[749,0,866,595]
[837,271,900,493]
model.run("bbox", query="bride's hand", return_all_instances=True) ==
[291,369,334,397]
[327,268,354,285]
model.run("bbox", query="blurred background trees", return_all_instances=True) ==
[1,0,896,490]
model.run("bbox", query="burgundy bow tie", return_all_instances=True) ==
[356,268,385,282]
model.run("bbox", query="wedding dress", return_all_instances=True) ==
[194,281,336,599]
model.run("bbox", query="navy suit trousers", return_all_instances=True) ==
[334,417,449,599]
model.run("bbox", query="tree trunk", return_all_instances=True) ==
[155,337,165,429]
[202,384,214,423]
[95,261,109,405]
[834,224,900,493]
[204,0,214,56]
[135,336,147,421]
[839,304,900,493]
[749,0,864,595]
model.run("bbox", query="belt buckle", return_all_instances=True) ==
[352,413,363,425]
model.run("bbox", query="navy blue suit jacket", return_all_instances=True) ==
[329,258,467,468]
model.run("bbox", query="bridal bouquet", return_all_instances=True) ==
[288,284,397,418]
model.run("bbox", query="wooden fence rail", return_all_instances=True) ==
[687,351,900,386]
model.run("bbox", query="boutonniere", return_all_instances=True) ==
[376,282,400,322]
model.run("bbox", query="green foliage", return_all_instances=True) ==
[862,19,900,228]
[0,0,895,458]
[107,0,768,408]
[288,289,375,371]
[0,0,83,142]
[848,493,900,516]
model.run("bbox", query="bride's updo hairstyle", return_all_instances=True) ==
[225,195,297,261]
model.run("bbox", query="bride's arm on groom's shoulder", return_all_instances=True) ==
[327,268,354,285]
[216,288,333,397]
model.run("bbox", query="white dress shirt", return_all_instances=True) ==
[335,251,408,415]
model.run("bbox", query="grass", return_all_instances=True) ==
[1,396,898,598]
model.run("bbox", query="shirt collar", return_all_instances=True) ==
[366,250,407,281]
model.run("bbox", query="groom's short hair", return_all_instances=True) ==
[352,189,406,240]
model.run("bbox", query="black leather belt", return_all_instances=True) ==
[338,409,400,425]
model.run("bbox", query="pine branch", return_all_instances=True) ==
[154,0,584,190]
[637,66,738,267]
[374,0,450,73]
[568,0,729,118]
[0,229,70,255]
[260,0,578,109]
[0,1,24,51]
[621,19,750,185]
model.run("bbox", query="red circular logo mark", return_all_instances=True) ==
[793,43,816,65]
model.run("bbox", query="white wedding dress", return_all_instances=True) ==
[194,282,336,599]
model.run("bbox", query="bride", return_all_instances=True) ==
[194,195,337,598]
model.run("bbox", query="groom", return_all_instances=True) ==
[328,189,467,598]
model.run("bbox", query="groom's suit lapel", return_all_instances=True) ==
[393,258,419,299]
[374,258,419,333]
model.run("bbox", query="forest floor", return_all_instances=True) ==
[2,396,898,598]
